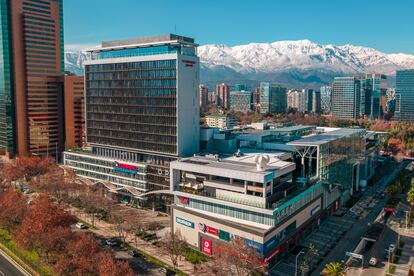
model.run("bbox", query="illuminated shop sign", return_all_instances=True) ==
[179,197,189,205]
[202,238,212,255]
[113,161,138,174]
[176,217,194,228]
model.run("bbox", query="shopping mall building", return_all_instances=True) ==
[170,127,386,266]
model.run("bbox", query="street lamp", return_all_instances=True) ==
[295,250,305,276]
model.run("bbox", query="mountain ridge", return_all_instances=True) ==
[64,39,414,88]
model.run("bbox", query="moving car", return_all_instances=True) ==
[105,239,118,247]
[127,250,139,257]
[369,257,378,266]
[75,222,87,229]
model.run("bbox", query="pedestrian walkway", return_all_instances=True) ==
[393,227,414,276]
[70,207,212,276]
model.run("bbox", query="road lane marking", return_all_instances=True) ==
[0,269,5,276]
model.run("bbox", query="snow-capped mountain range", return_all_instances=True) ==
[65,39,414,88]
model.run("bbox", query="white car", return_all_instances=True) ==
[75,222,87,229]
[369,257,377,266]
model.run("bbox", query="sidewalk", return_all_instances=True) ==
[69,207,212,276]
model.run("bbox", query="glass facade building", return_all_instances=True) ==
[395,70,414,122]
[230,91,252,112]
[0,0,15,155]
[331,77,361,119]
[259,82,287,114]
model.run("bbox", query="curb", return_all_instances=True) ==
[0,243,37,276]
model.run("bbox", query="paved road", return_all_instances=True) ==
[312,161,407,276]
[0,250,26,276]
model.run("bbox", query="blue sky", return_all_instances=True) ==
[64,0,414,54]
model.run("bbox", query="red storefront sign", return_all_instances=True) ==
[179,197,189,205]
[202,238,212,255]
[113,161,137,171]
[206,226,219,236]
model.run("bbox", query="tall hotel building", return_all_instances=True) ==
[0,0,64,158]
[64,34,200,205]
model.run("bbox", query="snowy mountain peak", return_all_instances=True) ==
[65,39,414,88]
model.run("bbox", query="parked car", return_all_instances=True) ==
[127,250,139,257]
[105,239,118,247]
[158,267,167,274]
[75,222,87,229]
[369,257,378,266]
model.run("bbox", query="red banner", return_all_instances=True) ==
[179,197,189,205]
[202,238,212,255]
[206,226,219,236]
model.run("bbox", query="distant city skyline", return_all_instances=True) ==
[64,0,414,54]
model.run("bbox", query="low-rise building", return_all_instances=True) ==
[171,153,329,267]
[205,114,237,129]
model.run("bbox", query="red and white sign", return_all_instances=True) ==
[179,197,189,205]
[206,226,219,236]
[183,60,196,67]
[202,238,212,255]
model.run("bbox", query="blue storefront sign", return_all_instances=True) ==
[245,238,264,254]
[176,217,194,228]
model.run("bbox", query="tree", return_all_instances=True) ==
[0,190,27,231]
[299,244,319,276]
[98,253,134,276]
[54,233,103,276]
[2,156,54,185]
[16,195,76,251]
[215,237,264,276]
[322,262,347,276]
[110,213,128,244]
[161,230,187,270]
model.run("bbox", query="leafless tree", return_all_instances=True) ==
[160,230,187,270]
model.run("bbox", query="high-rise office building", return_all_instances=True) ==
[64,34,200,206]
[63,74,85,149]
[302,89,314,112]
[312,90,321,113]
[287,90,305,112]
[259,82,287,114]
[320,86,332,114]
[234,84,246,91]
[395,69,414,122]
[207,91,216,105]
[331,77,361,119]
[230,90,252,112]
[0,0,64,158]
[216,83,230,109]
[361,74,387,120]
[199,84,208,110]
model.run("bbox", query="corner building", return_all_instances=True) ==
[64,34,200,206]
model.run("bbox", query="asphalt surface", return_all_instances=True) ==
[0,250,26,276]
[311,161,407,275]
